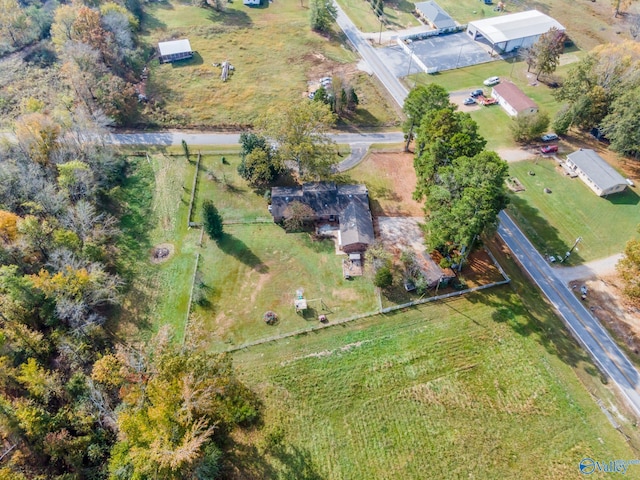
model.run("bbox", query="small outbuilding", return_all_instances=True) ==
[565,149,628,197]
[415,1,457,31]
[491,81,538,117]
[467,10,565,53]
[158,39,193,63]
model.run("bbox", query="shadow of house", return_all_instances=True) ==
[270,183,374,254]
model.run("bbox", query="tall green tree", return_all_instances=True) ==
[553,41,640,133]
[256,99,338,180]
[422,151,509,249]
[510,111,550,143]
[310,0,336,33]
[202,200,223,240]
[600,87,640,158]
[413,108,486,200]
[402,84,453,151]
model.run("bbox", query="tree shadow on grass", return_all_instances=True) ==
[270,444,325,480]
[465,286,593,370]
[224,441,324,480]
[222,441,277,479]
[507,195,585,265]
[217,232,268,273]
[207,8,253,27]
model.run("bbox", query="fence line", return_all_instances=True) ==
[222,217,274,225]
[226,279,510,353]
[186,152,202,229]
[182,250,201,346]
[484,246,510,282]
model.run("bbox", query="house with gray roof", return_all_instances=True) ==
[270,183,374,253]
[415,1,456,31]
[565,149,627,197]
[158,39,193,63]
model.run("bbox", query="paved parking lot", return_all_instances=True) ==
[379,32,496,76]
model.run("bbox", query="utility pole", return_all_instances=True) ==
[378,15,385,44]
[562,236,582,262]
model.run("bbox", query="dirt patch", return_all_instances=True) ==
[303,52,360,94]
[571,275,640,361]
[150,243,175,264]
[359,151,424,216]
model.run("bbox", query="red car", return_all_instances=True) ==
[540,145,558,154]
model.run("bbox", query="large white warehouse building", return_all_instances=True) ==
[466,10,565,53]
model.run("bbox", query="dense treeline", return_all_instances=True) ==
[0,112,260,477]
[405,85,509,252]
[0,111,124,478]
[553,41,640,158]
[0,0,144,126]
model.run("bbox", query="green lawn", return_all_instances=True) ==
[140,0,398,128]
[336,0,419,32]
[411,58,579,150]
[231,287,637,479]
[117,154,202,338]
[507,158,640,263]
[119,153,378,348]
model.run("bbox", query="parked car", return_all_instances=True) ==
[463,97,476,105]
[470,89,484,97]
[483,76,500,86]
[540,145,558,154]
[541,133,558,142]
[481,97,497,106]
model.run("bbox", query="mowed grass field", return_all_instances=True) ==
[140,0,398,128]
[507,158,640,263]
[232,287,637,479]
[412,58,578,149]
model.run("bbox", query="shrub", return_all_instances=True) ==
[373,266,393,289]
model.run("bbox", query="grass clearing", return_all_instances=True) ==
[119,152,378,349]
[506,158,640,263]
[231,286,638,479]
[411,58,579,150]
[336,0,419,32]
[140,0,399,128]
[117,154,201,338]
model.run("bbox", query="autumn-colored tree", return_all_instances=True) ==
[14,113,61,167]
[0,211,20,244]
[617,228,640,301]
[105,327,259,479]
[51,4,79,50]
[0,0,30,47]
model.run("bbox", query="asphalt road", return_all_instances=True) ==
[107,131,404,146]
[498,211,640,417]
[332,1,408,107]
[329,10,640,417]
